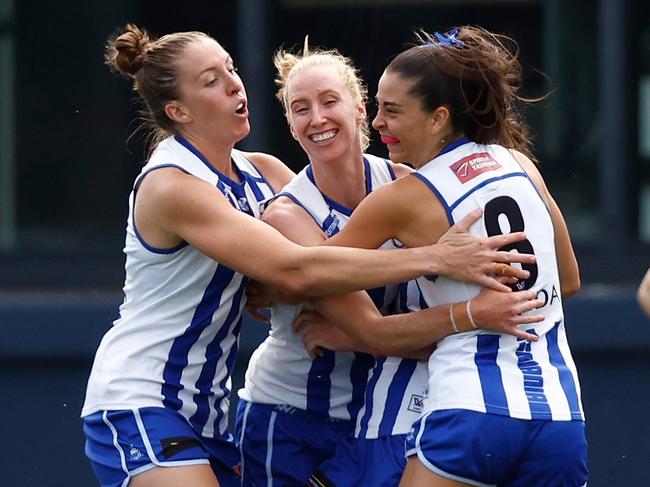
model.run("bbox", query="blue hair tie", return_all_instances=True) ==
[420,28,464,48]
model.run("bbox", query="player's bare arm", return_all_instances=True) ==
[328,175,535,292]
[136,168,455,296]
[514,151,581,297]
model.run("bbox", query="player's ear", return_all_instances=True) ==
[429,106,450,137]
[289,122,299,141]
[165,101,192,124]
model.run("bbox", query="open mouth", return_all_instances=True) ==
[309,129,338,143]
[235,101,247,115]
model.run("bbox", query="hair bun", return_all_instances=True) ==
[106,24,152,77]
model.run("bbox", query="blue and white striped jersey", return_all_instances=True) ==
[240,154,400,421]
[354,280,429,439]
[413,138,584,422]
[81,135,276,438]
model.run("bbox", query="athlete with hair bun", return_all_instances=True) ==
[80,24,538,487]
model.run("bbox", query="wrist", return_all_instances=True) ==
[425,244,447,276]
[451,300,479,333]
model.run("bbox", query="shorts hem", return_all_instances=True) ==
[415,450,495,487]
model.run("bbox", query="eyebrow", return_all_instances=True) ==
[195,56,233,81]
[376,97,402,110]
[290,89,340,107]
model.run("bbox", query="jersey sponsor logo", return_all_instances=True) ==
[129,445,144,461]
[450,152,501,183]
[323,214,340,237]
[516,336,550,408]
[274,404,296,414]
[407,394,425,413]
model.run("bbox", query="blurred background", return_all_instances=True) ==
[0,0,648,485]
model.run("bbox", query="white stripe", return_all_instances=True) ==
[498,335,530,419]
[238,401,252,483]
[265,411,278,487]
[102,411,130,487]
[414,411,495,487]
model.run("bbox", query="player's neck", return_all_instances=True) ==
[310,152,366,210]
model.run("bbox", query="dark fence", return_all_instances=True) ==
[1,288,648,486]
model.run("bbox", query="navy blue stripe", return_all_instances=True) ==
[398,282,408,312]
[239,170,265,201]
[438,136,471,156]
[366,286,386,310]
[411,173,454,227]
[346,352,375,422]
[378,359,418,436]
[363,157,372,195]
[161,264,237,411]
[385,160,397,181]
[515,332,552,420]
[357,356,385,438]
[189,275,248,431]
[449,172,527,213]
[546,322,583,420]
[414,279,430,310]
[306,349,336,417]
[474,334,509,415]
[306,165,353,216]
[212,315,244,433]
[132,164,191,254]
[175,135,255,193]
[175,135,224,178]
[274,192,323,229]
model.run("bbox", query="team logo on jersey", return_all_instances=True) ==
[407,394,425,413]
[237,197,250,212]
[450,152,501,183]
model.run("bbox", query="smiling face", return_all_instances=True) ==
[169,37,250,144]
[286,64,366,164]
[372,69,446,168]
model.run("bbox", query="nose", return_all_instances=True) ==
[371,111,384,131]
[310,105,327,126]
[227,71,244,96]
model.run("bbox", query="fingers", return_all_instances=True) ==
[492,250,536,266]
[495,274,519,286]
[245,305,270,323]
[516,298,545,314]
[494,263,529,279]
[485,231,526,249]
[509,328,539,342]
[293,311,316,333]
[493,263,530,280]
[306,345,324,360]
[451,208,483,233]
[480,276,513,293]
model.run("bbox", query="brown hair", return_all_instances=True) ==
[386,26,543,160]
[274,37,370,151]
[105,24,211,149]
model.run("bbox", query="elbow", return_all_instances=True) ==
[561,275,581,298]
[273,271,317,300]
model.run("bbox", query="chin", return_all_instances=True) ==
[235,124,251,142]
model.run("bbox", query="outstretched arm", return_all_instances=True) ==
[296,284,543,358]
[136,168,457,297]
[328,175,535,292]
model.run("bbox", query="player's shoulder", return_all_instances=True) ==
[240,151,296,189]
